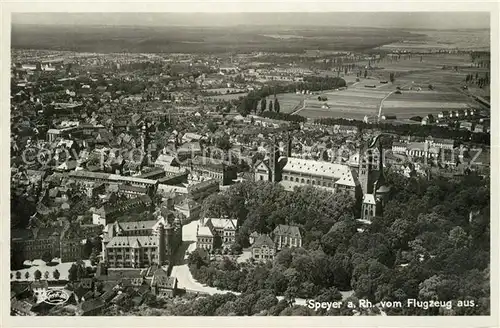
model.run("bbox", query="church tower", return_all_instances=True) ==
[269,136,282,182]
[358,146,374,195]
[284,133,292,158]
[156,222,166,265]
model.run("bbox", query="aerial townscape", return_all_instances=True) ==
[10,12,491,317]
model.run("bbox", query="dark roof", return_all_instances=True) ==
[107,268,144,279]
[376,185,391,193]
[11,299,35,315]
[100,289,117,302]
[30,280,49,290]
[81,298,105,313]
[74,286,89,298]
[31,227,58,240]
[273,224,301,239]
[187,178,219,192]
[118,184,148,193]
[252,234,275,249]
[83,290,95,300]
[153,276,177,289]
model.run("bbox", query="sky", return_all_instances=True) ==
[11,12,490,30]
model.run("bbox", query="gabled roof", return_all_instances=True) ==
[197,224,214,237]
[106,236,158,248]
[252,234,275,249]
[152,275,177,289]
[273,224,301,239]
[282,157,351,180]
[81,298,105,313]
[363,193,376,205]
[204,217,238,231]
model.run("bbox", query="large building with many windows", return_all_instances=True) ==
[102,213,182,268]
[196,217,238,251]
[254,136,358,197]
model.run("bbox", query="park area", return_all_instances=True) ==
[11,259,92,282]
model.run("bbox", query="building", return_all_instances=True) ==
[359,135,390,222]
[174,198,202,222]
[255,136,358,197]
[102,214,182,268]
[11,228,60,262]
[151,274,178,298]
[272,224,302,250]
[137,168,166,180]
[117,184,150,198]
[154,154,182,175]
[69,170,158,189]
[60,225,85,262]
[391,142,407,154]
[187,179,220,203]
[92,195,153,226]
[196,217,238,250]
[181,156,238,186]
[361,194,377,223]
[250,234,276,262]
[196,225,214,251]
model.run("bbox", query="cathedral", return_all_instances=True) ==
[254,133,390,222]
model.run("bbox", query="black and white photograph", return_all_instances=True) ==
[4,3,497,323]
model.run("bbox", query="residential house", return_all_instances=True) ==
[151,275,178,298]
[196,217,238,250]
[250,234,276,262]
[80,298,105,316]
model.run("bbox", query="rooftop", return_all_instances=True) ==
[106,236,158,248]
[273,224,301,239]
[282,157,351,180]
[252,234,275,249]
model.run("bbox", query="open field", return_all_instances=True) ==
[377,29,489,51]
[265,92,305,113]
[12,23,423,53]
[294,54,486,120]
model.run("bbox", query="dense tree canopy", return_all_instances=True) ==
[194,172,490,315]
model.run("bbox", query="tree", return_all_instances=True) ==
[41,252,52,264]
[269,101,274,112]
[68,262,86,282]
[207,121,218,133]
[89,249,99,266]
[44,271,50,279]
[16,271,22,280]
[260,98,267,112]
[188,249,208,269]
[53,269,60,280]
[390,73,395,84]
[364,70,368,78]
[274,99,280,113]
[25,271,30,279]
[34,270,42,280]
